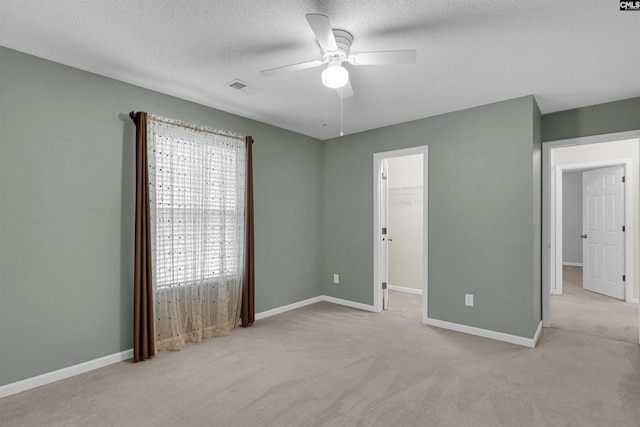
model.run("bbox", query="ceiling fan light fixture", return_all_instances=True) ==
[321,63,349,88]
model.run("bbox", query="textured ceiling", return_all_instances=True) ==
[1,0,638,140]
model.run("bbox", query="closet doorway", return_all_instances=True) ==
[373,146,428,322]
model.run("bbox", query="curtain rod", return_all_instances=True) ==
[129,111,247,141]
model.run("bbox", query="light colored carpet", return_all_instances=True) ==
[1,288,639,427]
[551,265,639,343]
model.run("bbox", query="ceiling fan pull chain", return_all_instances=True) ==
[340,87,344,137]
[323,85,328,127]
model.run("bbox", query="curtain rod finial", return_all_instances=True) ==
[129,111,136,120]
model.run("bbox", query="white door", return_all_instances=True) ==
[381,159,389,309]
[582,166,625,299]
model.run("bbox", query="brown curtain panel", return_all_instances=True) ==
[242,136,255,326]
[131,111,156,361]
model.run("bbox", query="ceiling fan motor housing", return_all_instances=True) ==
[323,29,352,63]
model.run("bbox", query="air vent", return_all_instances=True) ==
[229,81,247,90]
[225,79,261,95]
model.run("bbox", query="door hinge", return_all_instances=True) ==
[622,225,626,232]
[622,176,625,183]
[622,275,626,282]
[382,282,387,289]
[382,227,387,235]
[382,172,388,180]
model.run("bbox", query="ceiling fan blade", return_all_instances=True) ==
[261,59,324,77]
[348,50,417,65]
[336,80,354,99]
[305,14,338,51]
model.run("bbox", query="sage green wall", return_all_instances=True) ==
[322,96,541,339]
[0,47,323,387]
[542,97,640,142]
[532,102,542,331]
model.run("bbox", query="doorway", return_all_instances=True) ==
[554,162,631,299]
[373,146,428,322]
[542,131,640,343]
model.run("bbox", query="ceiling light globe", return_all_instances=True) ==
[322,64,349,88]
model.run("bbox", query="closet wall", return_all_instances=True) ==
[388,154,423,291]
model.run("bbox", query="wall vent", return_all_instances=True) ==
[225,79,261,95]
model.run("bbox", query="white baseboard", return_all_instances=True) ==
[551,290,562,295]
[425,318,542,348]
[388,285,423,295]
[254,295,376,322]
[254,296,324,321]
[322,296,377,312]
[0,349,133,399]
[562,262,583,267]
[533,321,543,346]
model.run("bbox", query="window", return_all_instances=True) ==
[147,118,246,290]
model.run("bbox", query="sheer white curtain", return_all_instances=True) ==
[146,115,247,352]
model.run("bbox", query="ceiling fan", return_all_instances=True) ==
[261,14,417,99]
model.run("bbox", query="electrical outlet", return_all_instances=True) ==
[333,274,340,284]
[465,294,474,307]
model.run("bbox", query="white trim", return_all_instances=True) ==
[0,349,133,399]
[628,298,640,304]
[425,318,542,348]
[322,296,377,312]
[542,130,640,334]
[562,262,583,267]
[554,168,563,295]
[533,320,543,345]
[388,285,423,295]
[373,146,429,320]
[254,296,323,321]
[254,296,376,321]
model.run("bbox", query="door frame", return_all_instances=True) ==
[553,160,632,298]
[542,130,640,330]
[373,145,428,321]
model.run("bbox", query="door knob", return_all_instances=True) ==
[580,234,588,239]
